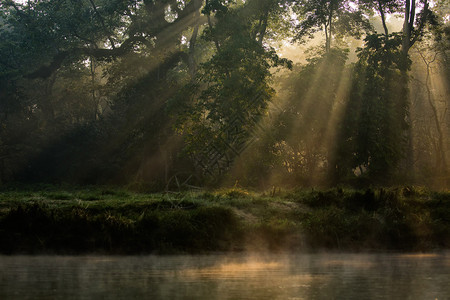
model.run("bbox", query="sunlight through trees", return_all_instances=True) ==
[0,0,448,189]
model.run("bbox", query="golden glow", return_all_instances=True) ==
[409,46,450,189]
[179,261,282,278]
[236,53,353,187]
[396,253,441,258]
[321,259,375,269]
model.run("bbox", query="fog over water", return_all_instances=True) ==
[1,252,449,299]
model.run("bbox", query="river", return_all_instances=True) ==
[1,252,449,299]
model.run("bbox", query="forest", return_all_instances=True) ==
[0,0,450,256]
[0,0,449,190]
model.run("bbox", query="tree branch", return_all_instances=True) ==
[409,0,416,32]
[377,0,389,37]
[71,32,98,47]
[410,1,429,48]
[26,36,149,79]
[23,0,207,79]
[88,0,116,49]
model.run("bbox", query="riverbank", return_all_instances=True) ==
[0,185,448,254]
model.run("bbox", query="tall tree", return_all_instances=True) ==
[0,0,207,184]
[357,0,402,37]
[291,0,372,52]
[171,0,291,178]
[334,0,438,184]
[337,34,406,182]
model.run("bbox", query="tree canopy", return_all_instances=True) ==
[0,0,448,189]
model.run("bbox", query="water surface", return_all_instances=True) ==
[1,252,449,299]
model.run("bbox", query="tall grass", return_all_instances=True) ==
[0,185,448,254]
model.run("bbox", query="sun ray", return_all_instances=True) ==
[309,66,352,182]
[409,50,450,188]
[95,10,204,183]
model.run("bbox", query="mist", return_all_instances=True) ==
[1,253,449,299]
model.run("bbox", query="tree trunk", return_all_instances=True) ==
[325,12,332,53]
[90,56,99,121]
[377,0,389,37]
[419,50,448,175]
[257,10,269,45]
[188,25,199,77]
[400,0,416,180]
[401,0,414,67]
[187,0,201,77]
[40,74,57,125]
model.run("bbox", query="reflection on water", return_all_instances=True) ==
[1,252,449,299]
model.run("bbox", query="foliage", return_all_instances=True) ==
[292,186,449,250]
[0,0,448,189]
[0,186,448,253]
[170,0,291,178]
[0,0,202,185]
[336,33,408,183]
[291,0,373,51]
[231,48,350,187]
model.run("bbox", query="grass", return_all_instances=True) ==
[0,185,448,254]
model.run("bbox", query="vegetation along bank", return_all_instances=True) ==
[0,186,448,254]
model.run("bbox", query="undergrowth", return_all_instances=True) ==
[0,185,448,254]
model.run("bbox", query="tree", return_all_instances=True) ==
[408,5,450,186]
[0,0,207,184]
[357,0,402,37]
[171,0,291,178]
[337,33,406,182]
[410,46,449,186]
[291,0,372,52]
[334,0,439,184]
[265,49,350,185]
